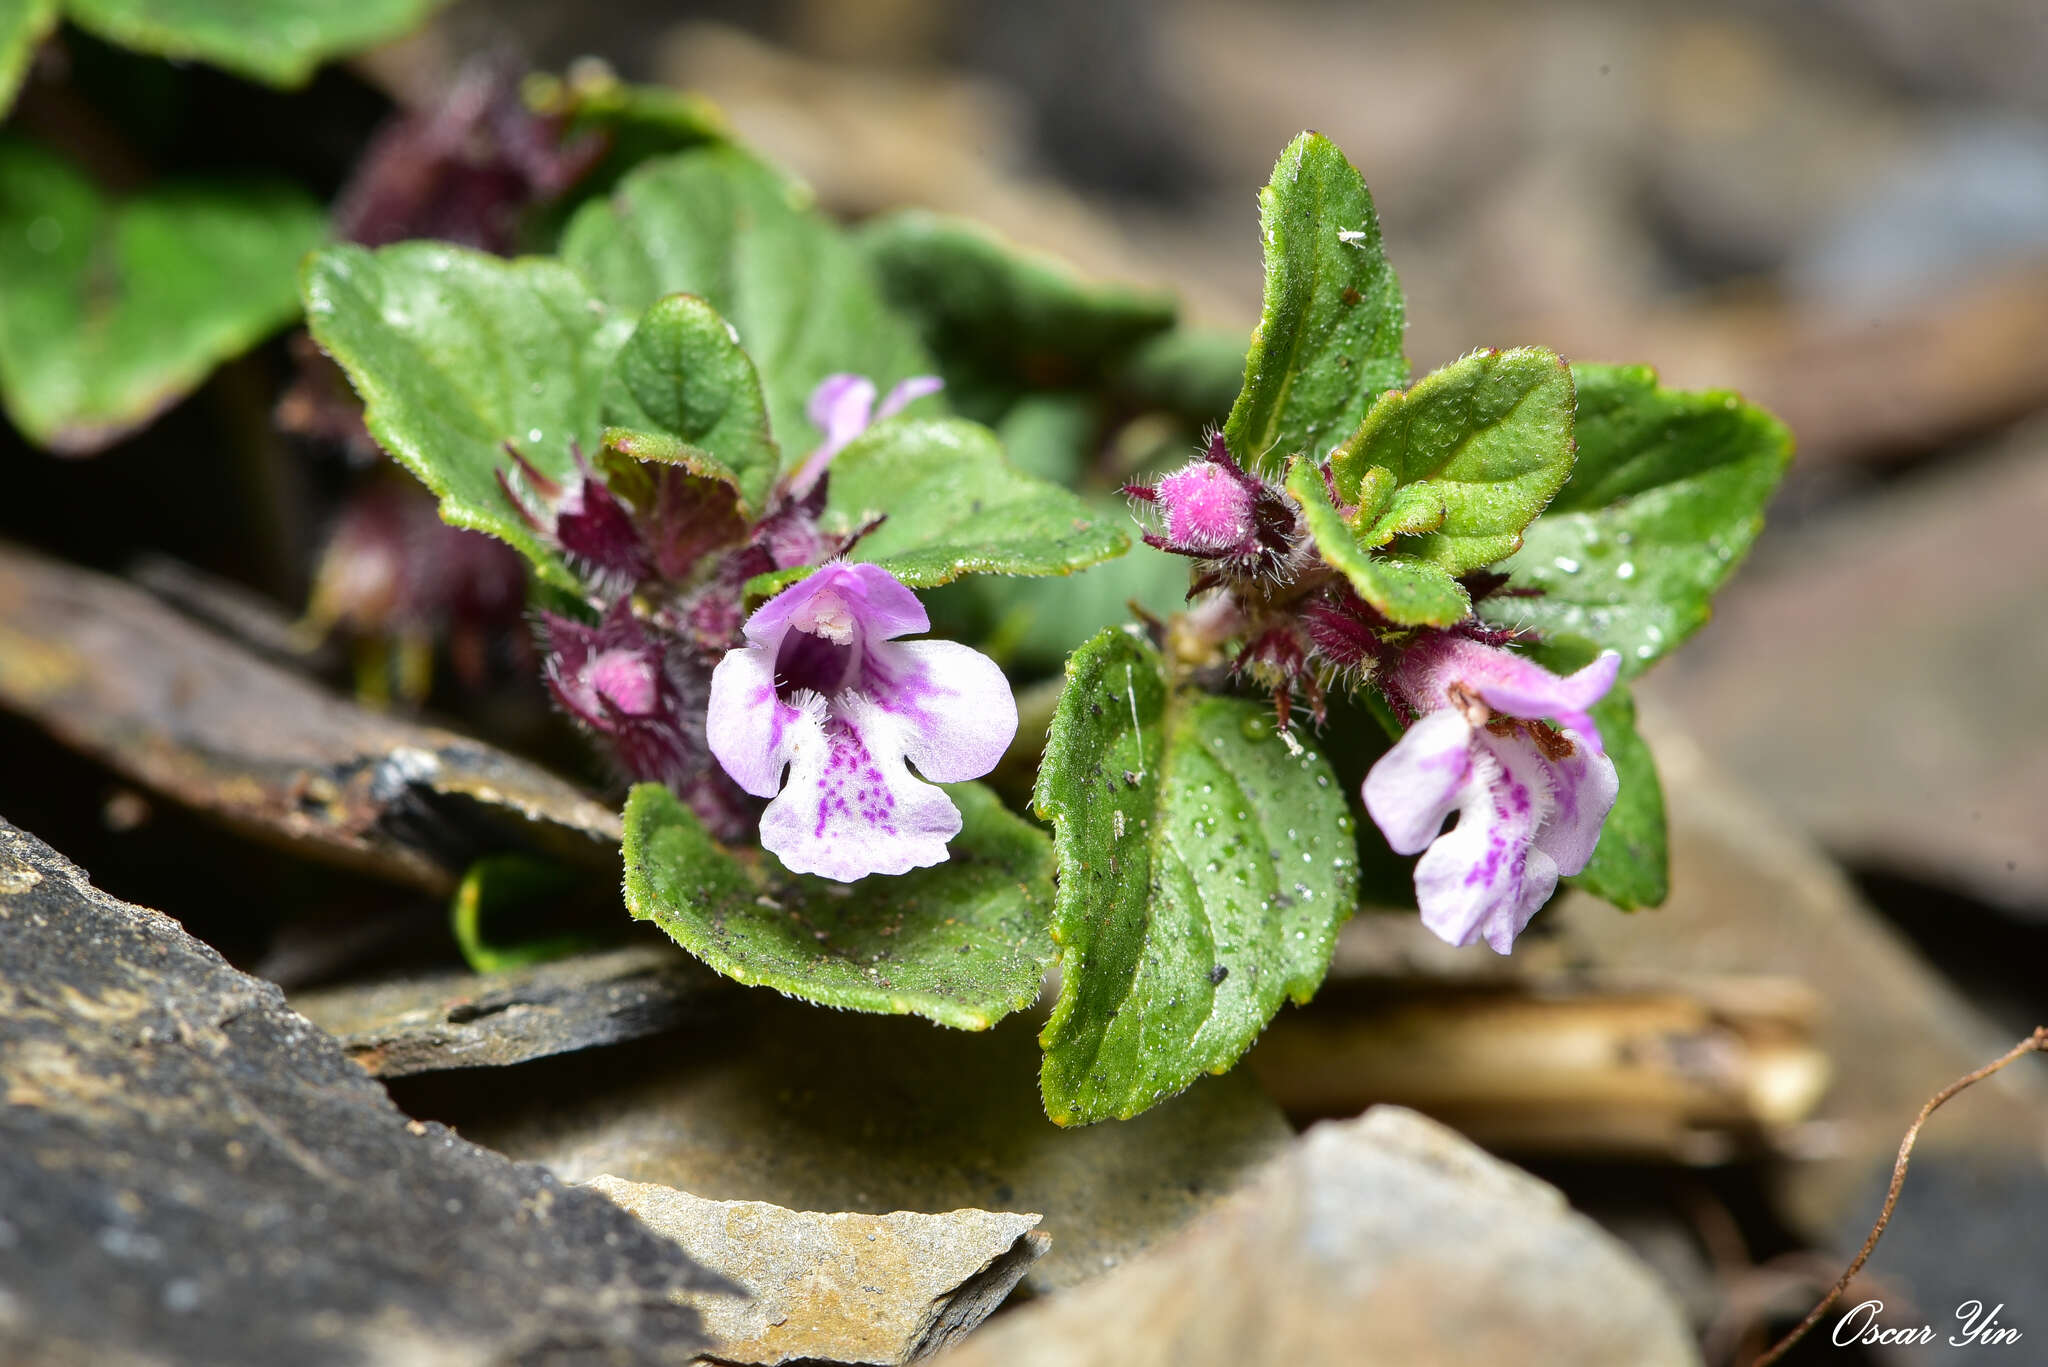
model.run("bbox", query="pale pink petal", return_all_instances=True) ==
[742,562,929,650]
[1412,731,1555,952]
[1464,647,1621,753]
[787,374,880,496]
[1528,726,1620,877]
[861,639,1017,782]
[706,643,804,798]
[757,695,962,881]
[874,374,943,421]
[806,373,877,451]
[1362,709,1477,856]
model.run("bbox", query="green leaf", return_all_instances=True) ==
[859,208,1176,397]
[930,531,1191,675]
[1523,635,1668,908]
[1482,363,1793,677]
[1114,326,1251,428]
[824,417,1129,588]
[302,241,632,588]
[622,780,1056,1031]
[0,0,57,114]
[1329,347,1577,573]
[1221,132,1406,479]
[600,292,779,515]
[1285,457,1469,627]
[0,139,325,452]
[451,854,611,973]
[1033,628,1355,1124]
[63,0,446,87]
[560,146,934,456]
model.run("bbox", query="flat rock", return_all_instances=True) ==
[1643,424,2048,913]
[441,993,1292,1295]
[292,944,730,1077]
[0,817,729,1367]
[587,1177,1044,1365]
[1311,723,2048,1334]
[0,541,621,892]
[935,1106,1700,1367]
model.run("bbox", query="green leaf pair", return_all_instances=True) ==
[302,147,1129,593]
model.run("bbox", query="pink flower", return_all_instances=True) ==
[539,602,702,793]
[1363,636,1622,953]
[706,562,1014,881]
[785,372,944,498]
[1124,434,1299,580]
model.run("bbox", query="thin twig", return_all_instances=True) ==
[1749,1025,2048,1367]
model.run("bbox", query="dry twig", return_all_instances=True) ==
[1748,1026,2048,1367]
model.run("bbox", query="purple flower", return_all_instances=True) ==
[785,372,943,497]
[706,562,1014,881]
[1124,434,1299,580]
[1363,635,1622,953]
[540,601,702,792]
[498,443,653,593]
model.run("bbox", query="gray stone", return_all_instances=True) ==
[452,992,1292,1295]
[292,944,731,1077]
[1643,423,2048,913]
[934,1107,1700,1367]
[0,818,729,1366]
[586,1177,1043,1365]
[0,541,620,893]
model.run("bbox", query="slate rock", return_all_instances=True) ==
[586,1176,1045,1365]
[0,818,730,1367]
[292,944,730,1078]
[0,542,620,892]
[934,1106,1701,1367]
[439,992,1292,1295]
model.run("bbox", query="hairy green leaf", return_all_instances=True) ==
[622,781,1055,1030]
[1330,347,1577,573]
[1285,457,1470,627]
[600,292,779,514]
[302,241,632,587]
[1482,363,1792,677]
[64,0,447,86]
[1222,132,1406,479]
[0,140,324,452]
[824,417,1128,587]
[859,208,1176,399]
[560,147,933,455]
[1033,628,1355,1124]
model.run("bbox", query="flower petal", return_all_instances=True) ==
[1362,709,1476,856]
[1467,648,1621,752]
[861,639,1017,783]
[1411,730,1554,952]
[874,374,944,421]
[1529,726,1619,877]
[758,695,962,881]
[742,562,929,650]
[706,643,803,798]
[806,373,877,453]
